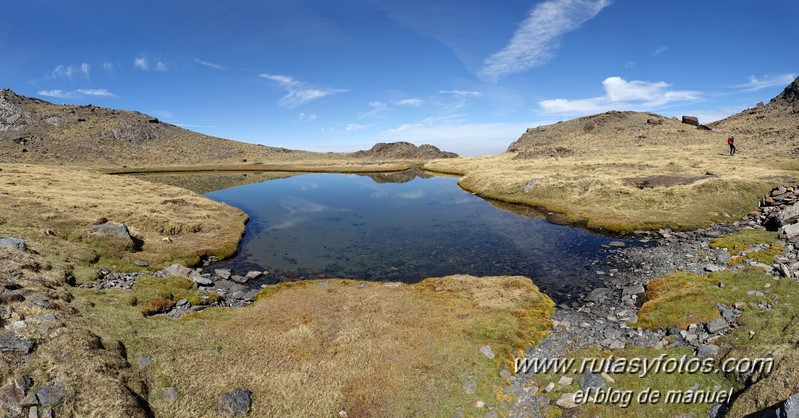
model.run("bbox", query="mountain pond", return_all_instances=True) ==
[165,170,645,302]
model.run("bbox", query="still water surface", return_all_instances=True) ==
[205,172,636,298]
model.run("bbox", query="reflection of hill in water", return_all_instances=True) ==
[485,199,545,220]
[128,171,299,194]
[359,168,435,184]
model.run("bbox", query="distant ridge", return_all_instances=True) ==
[352,141,458,159]
[0,89,308,166]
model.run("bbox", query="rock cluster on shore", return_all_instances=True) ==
[507,184,799,417]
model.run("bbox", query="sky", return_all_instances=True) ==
[2,0,797,156]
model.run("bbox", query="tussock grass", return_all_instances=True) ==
[75,275,554,417]
[424,110,793,231]
[0,164,247,273]
[709,230,780,252]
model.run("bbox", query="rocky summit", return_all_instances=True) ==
[352,141,458,159]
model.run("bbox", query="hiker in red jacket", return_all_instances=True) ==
[728,136,736,156]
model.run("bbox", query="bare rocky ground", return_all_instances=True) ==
[506,185,799,417]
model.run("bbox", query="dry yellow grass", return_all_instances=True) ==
[0,163,247,274]
[425,111,796,231]
[75,275,554,417]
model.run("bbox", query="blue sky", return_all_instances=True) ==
[2,0,797,156]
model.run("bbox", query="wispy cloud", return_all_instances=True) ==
[102,61,114,72]
[38,88,115,99]
[49,63,91,80]
[77,88,114,97]
[38,89,80,99]
[653,46,668,56]
[439,90,482,98]
[260,73,348,108]
[134,56,167,72]
[359,101,389,118]
[539,76,699,116]
[297,112,318,122]
[479,0,612,81]
[394,98,423,107]
[345,123,368,133]
[194,58,229,70]
[735,73,796,92]
[134,56,149,70]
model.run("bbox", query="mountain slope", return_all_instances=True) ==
[0,89,312,166]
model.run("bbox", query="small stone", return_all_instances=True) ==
[558,376,573,386]
[463,379,477,395]
[580,372,606,391]
[622,284,645,296]
[217,388,252,417]
[585,287,610,302]
[214,269,232,279]
[608,241,626,248]
[41,408,54,418]
[28,406,37,418]
[697,344,720,359]
[138,355,154,369]
[339,410,348,417]
[706,318,728,334]
[163,387,179,402]
[556,393,578,409]
[499,369,512,380]
[473,400,485,408]
[245,271,262,280]
[544,382,555,393]
[35,381,66,406]
[480,345,495,360]
[176,299,189,307]
[134,260,149,267]
[746,290,765,297]
[0,237,26,251]
[733,302,747,310]
[0,333,34,353]
[600,372,615,383]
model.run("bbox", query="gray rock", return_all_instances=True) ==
[781,223,799,240]
[682,115,699,126]
[163,387,179,402]
[716,250,732,265]
[230,275,248,284]
[585,287,610,302]
[707,402,729,418]
[215,269,232,280]
[0,237,26,251]
[42,407,54,418]
[159,264,212,286]
[778,392,799,418]
[176,299,189,307]
[706,318,728,334]
[480,345,495,360]
[579,372,606,391]
[0,333,34,353]
[781,203,799,226]
[138,355,154,369]
[462,379,477,395]
[608,241,626,248]
[622,284,645,297]
[0,383,24,414]
[245,271,263,280]
[28,406,37,418]
[35,381,66,406]
[696,344,720,359]
[704,264,723,272]
[218,388,252,417]
[134,260,149,267]
[90,222,132,240]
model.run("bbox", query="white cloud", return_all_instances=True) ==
[439,90,482,98]
[539,76,699,115]
[39,89,115,99]
[155,62,168,72]
[345,123,368,133]
[653,46,668,56]
[479,0,611,81]
[80,63,90,79]
[297,112,318,122]
[625,61,636,68]
[359,101,389,118]
[49,63,91,80]
[394,98,423,107]
[736,73,796,92]
[134,57,149,70]
[77,89,114,97]
[102,61,114,72]
[194,58,229,70]
[260,73,348,108]
[38,89,79,99]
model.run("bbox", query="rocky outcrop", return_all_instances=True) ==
[769,75,799,107]
[0,89,33,132]
[760,185,799,241]
[352,142,458,159]
[681,115,699,126]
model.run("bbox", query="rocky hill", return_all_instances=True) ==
[352,141,458,159]
[508,75,799,160]
[507,110,717,159]
[0,89,315,167]
[710,75,799,155]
